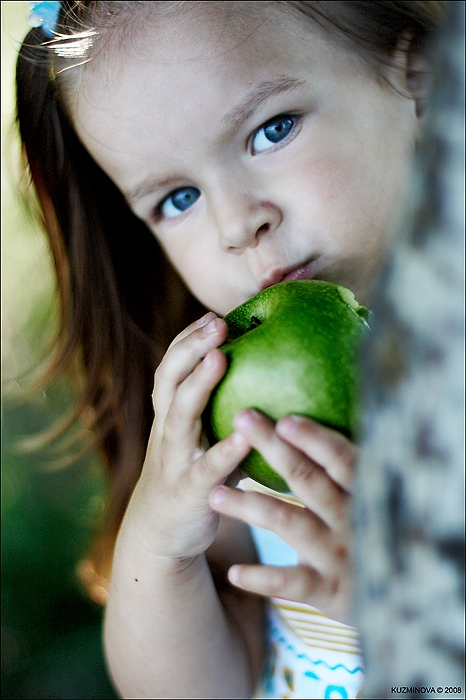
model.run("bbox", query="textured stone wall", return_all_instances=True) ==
[354,2,465,698]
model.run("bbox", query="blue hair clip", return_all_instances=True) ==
[28,1,61,37]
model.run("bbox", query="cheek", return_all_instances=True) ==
[290,143,403,278]
[314,147,405,236]
[164,242,206,292]
[164,242,231,313]
[289,151,378,236]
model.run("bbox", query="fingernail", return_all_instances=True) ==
[277,415,299,435]
[230,432,248,449]
[234,409,260,429]
[228,565,240,584]
[198,312,215,327]
[210,485,227,505]
[203,319,219,335]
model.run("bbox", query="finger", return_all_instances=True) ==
[209,485,343,575]
[228,563,351,623]
[227,562,330,608]
[167,311,216,349]
[234,410,347,531]
[276,416,356,492]
[187,433,252,495]
[153,314,228,425]
[163,348,227,447]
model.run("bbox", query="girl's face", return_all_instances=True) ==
[74,2,418,313]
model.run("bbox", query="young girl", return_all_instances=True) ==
[16,2,444,697]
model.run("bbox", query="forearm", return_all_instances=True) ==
[104,520,256,699]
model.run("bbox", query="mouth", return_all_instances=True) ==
[260,257,318,291]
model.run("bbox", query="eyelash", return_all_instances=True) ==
[250,113,300,155]
[153,112,301,222]
[155,186,200,222]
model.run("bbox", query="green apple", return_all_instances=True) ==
[205,280,370,493]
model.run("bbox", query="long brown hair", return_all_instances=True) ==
[15,0,446,600]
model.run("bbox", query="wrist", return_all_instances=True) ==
[114,508,202,577]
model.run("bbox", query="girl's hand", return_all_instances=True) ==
[208,411,356,625]
[126,312,251,561]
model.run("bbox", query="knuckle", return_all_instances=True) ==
[218,435,238,460]
[266,568,288,596]
[292,569,316,601]
[266,567,310,601]
[154,360,170,387]
[157,332,207,387]
[327,573,343,599]
[332,541,347,568]
[288,455,319,487]
[164,400,188,435]
[192,450,218,484]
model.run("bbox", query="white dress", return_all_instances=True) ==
[241,479,365,700]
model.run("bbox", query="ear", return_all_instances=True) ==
[390,33,431,119]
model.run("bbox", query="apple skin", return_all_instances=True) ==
[205,280,370,493]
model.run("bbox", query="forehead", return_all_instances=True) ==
[74,1,357,111]
[77,1,351,86]
[71,1,369,185]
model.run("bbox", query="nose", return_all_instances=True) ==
[212,186,282,252]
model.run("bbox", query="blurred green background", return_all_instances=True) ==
[2,3,118,697]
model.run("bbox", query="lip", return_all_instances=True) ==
[260,257,318,291]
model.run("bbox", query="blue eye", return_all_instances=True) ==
[252,115,297,154]
[159,186,200,219]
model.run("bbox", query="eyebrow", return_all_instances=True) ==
[222,76,306,131]
[125,174,183,208]
[125,76,306,207]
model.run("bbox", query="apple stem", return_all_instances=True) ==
[249,316,262,329]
